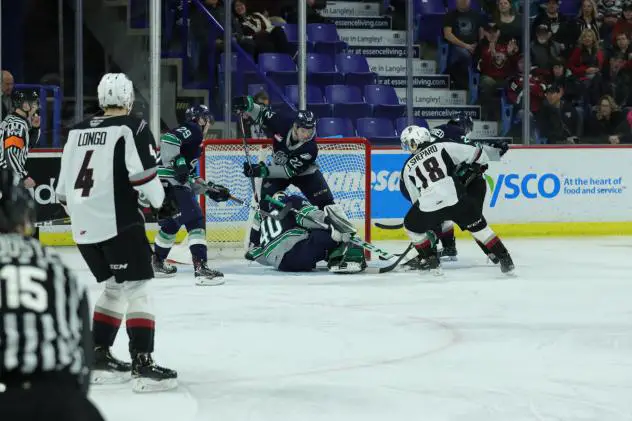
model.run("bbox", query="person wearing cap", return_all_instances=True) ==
[549,57,583,102]
[536,83,582,143]
[590,51,632,105]
[531,23,564,69]
[612,3,632,44]
[532,0,571,49]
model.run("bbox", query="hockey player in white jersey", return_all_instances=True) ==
[56,73,178,392]
[399,125,515,274]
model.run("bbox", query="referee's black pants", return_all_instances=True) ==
[0,374,104,421]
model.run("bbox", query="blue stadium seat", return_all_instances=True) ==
[325,85,371,121]
[282,24,313,55]
[335,54,378,88]
[395,117,429,134]
[317,117,355,137]
[364,85,406,119]
[307,53,344,87]
[286,85,331,117]
[356,118,399,145]
[417,0,446,42]
[307,23,348,55]
[258,53,298,86]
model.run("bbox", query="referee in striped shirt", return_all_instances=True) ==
[0,169,104,421]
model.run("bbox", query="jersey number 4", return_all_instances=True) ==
[409,156,446,189]
[74,150,95,197]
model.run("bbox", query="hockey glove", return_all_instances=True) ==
[173,155,190,184]
[156,182,180,221]
[243,161,269,178]
[205,182,231,202]
[494,141,510,157]
[232,95,254,114]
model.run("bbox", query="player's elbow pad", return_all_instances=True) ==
[136,178,165,208]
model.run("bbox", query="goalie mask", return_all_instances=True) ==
[400,125,431,153]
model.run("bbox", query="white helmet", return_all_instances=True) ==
[400,125,431,152]
[97,73,135,112]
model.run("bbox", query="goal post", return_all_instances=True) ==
[199,138,372,254]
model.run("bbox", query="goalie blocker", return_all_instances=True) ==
[246,193,367,273]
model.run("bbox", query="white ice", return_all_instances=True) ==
[55,237,632,421]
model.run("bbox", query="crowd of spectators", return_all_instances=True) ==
[443,0,632,143]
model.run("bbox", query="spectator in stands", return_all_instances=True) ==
[506,55,547,137]
[586,94,625,141]
[598,6,621,48]
[190,0,254,82]
[532,0,571,53]
[478,24,519,120]
[568,28,605,86]
[443,0,486,90]
[591,52,632,105]
[568,0,601,49]
[531,24,564,70]
[612,3,632,43]
[233,0,293,58]
[547,58,582,102]
[611,32,632,63]
[611,108,632,142]
[1,70,15,119]
[537,83,582,143]
[495,0,522,46]
[597,0,623,21]
[283,0,331,25]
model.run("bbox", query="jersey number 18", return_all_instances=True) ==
[409,156,446,189]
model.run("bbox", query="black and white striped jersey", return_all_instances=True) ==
[0,234,92,385]
[0,113,39,179]
[56,115,165,244]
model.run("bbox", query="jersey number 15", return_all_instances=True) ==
[0,266,49,312]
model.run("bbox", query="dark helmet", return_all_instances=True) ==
[0,169,36,234]
[294,110,316,129]
[448,112,474,135]
[12,90,39,110]
[185,104,214,126]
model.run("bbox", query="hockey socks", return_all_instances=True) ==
[93,278,126,348]
[154,230,176,261]
[187,228,207,261]
[471,226,514,273]
[439,221,456,249]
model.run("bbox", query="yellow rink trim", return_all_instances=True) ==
[372,222,632,240]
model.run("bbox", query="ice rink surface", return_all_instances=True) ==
[55,237,632,421]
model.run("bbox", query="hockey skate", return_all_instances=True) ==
[498,253,515,274]
[439,245,458,261]
[91,347,132,384]
[131,353,178,393]
[152,254,177,278]
[194,259,225,286]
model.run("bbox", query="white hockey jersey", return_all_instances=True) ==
[401,141,493,212]
[56,115,164,244]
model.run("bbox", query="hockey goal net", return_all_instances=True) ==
[199,138,371,253]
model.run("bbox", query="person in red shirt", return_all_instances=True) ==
[611,3,632,44]
[506,55,547,114]
[568,28,605,80]
[477,23,519,120]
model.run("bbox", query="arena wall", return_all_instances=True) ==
[30,145,632,246]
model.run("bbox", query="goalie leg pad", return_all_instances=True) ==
[324,204,356,235]
[278,230,336,272]
[327,244,366,274]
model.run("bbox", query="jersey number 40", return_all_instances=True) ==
[409,156,446,189]
[260,218,283,246]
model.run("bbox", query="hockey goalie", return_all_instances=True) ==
[245,192,367,273]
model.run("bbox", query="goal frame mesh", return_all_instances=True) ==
[199,137,372,250]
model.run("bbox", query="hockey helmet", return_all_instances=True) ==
[12,90,39,112]
[292,110,317,143]
[400,125,432,152]
[97,73,135,112]
[448,112,474,135]
[0,169,36,234]
[185,104,215,126]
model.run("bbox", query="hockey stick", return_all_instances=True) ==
[365,243,414,274]
[265,195,396,260]
[35,217,71,227]
[238,114,259,203]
